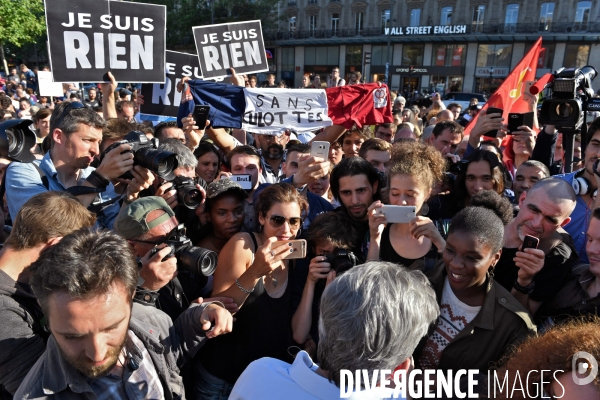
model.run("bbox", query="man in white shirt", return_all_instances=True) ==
[230,261,440,400]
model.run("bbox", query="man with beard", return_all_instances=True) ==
[329,157,382,260]
[15,228,232,399]
[252,131,291,183]
[495,178,578,316]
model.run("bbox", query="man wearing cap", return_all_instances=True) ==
[115,196,209,321]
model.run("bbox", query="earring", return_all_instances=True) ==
[487,266,495,279]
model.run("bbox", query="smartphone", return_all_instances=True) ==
[273,239,307,259]
[484,107,504,138]
[193,105,211,128]
[374,205,417,224]
[508,112,534,134]
[311,141,330,159]
[522,235,539,251]
[229,174,253,190]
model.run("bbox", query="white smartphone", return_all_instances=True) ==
[375,205,417,224]
[230,174,253,190]
[311,141,330,159]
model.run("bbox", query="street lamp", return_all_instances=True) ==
[385,0,395,87]
[489,67,494,96]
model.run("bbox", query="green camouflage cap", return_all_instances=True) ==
[206,179,248,200]
[114,196,175,239]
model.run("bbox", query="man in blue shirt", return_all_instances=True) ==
[19,64,36,93]
[5,101,154,229]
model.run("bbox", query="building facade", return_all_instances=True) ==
[268,0,600,94]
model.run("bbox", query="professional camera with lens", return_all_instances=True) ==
[324,249,359,275]
[101,131,178,180]
[148,224,217,283]
[171,176,204,209]
[540,65,599,133]
[0,119,37,162]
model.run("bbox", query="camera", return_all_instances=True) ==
[171,176,204,209]
[539,65,599,133]
[148,224,217,281]
[324,249,359,275]
[101,131,178,180]
[0,119,37,162]
[446,159,469,176]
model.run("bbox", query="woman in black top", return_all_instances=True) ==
[194,183,308,399]
[367,141,446,271]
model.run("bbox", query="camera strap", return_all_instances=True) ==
[65,185,106,196]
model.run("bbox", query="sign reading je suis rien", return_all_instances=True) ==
[44,0,166,83]
[385,25,467,35]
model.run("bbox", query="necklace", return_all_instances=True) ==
[208,233,226,251]
[268,273,278,288]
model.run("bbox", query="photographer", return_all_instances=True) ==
[291,212,359,352]
[5,102,153,229]
[114,196,212,321]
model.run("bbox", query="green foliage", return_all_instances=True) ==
[0,0,46,46]
[139,0,279,46]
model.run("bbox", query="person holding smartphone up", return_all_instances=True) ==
[366,141,447,271]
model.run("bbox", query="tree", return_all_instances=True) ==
[0,0,46,75]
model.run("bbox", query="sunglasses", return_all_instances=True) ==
[53,101,85,130]
[128,237,166,246]
[269,214,302,229]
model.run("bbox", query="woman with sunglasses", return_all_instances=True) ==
[367,142,446,270]
[193,183,308,399]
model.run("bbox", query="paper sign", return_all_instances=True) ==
[192,20,268,80]
[243,88,332,134]
[37,71,65,97]
[44,0,166,83]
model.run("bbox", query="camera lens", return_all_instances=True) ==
[555,103,574,118]
[178,185,203,209]
[134,148,178,181]
[0,120,37,162]
[178,245,218,276]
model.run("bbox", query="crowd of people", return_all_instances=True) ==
[0,62,599,400]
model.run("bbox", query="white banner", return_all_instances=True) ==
[242,88,332,134]
[38,71,65,97]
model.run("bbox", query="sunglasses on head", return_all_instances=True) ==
[269,214,302,229]
[53,101,85,130]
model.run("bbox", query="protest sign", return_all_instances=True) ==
[44,0,166,83]
[243,88,332,134]
[37,71,64,97]
[140,51,202,118]
[192,20,268,80]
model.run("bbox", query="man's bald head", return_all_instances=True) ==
[528,178,577,214]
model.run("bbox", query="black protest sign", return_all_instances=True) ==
[140,51,202,118]
[192,20,268,80]
[44,0,166,83]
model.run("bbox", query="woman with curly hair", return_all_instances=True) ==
[367,141,447,270]
[494,319,600,399]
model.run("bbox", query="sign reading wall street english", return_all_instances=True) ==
[44,0,166,83]
[385,25,467,35]
[140,51,203,118]
[243,88,332,134]
[192,20,268,80]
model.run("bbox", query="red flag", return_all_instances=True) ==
[464,37,542,136]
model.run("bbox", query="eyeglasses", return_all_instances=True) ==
[269,215,302,229]
[53,101,85,130]
[128,237,165,246]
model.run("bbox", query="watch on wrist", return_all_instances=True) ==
[513,278,535,295]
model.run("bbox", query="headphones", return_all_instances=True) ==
[572,170,592,195]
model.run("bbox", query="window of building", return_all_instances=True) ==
[476,44,513,68]
[331,13,339,35]
[282,47,295,72]
[410,9,420,27]
[440,7,452,26]
[505,4,519,32]
[371,45,392,66]
[305,46,340,66]
[345,45,363,71]
[355,12,363,35]
[382,9,390,33]
[539,3,554,30]
[472,6,485,33]
[432,44,467,66]
[575,1,592,30]
[308,16,317,36]
[289,16,296,37]
[402,44,424,66]
[564,44,590,68]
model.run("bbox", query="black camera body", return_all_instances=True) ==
[171,176,203,209]
[148,224,217,280]
[539,66,598,134]
[324,249,359,275]
[101,131,178,181]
